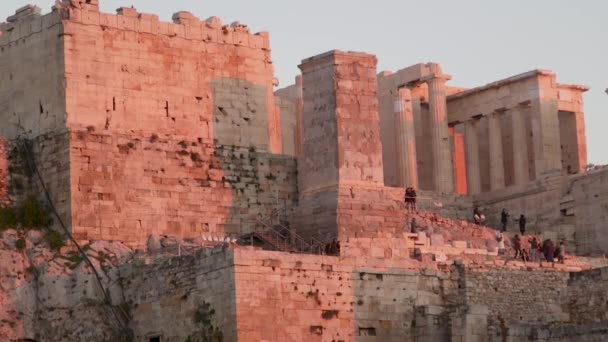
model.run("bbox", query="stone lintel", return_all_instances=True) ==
[448,69,556,101]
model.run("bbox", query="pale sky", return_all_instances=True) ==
[3,0,607,164]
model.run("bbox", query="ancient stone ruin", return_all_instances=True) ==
[1,2,607,342]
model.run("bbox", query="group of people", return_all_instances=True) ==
[404,187,417,211]
[506,234,567,264]
[324,238,340,255]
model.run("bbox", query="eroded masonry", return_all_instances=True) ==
[1,2,608,342]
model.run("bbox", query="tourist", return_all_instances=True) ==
[528,236,539,261]
[335,240,341,255]
[500,208,509,232]
[543,239,555,263]
[519,214,527,235]
[513,234,522,260]
[410,188,417,211]
[496,231,505,255]
[404,187,412,210]
[473,207,481,225]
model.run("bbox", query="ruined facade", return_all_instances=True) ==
[1,1,608,342]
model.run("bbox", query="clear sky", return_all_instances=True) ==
[3,0,607,164]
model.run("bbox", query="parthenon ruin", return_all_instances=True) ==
[1,1,607,342]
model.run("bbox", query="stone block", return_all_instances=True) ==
[430,234,444,247]
[452,240,468,249]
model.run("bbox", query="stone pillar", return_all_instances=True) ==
[294,75,304,156]
[488,112,505,190]
[295,50,383,239]
[465,119,481,195]
[297,50,383,191]
[395,87,418,189]
[510,105,529,185]
[426,75,454,193]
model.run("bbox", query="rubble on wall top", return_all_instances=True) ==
[1,1,269,46]
[6,4,41,23]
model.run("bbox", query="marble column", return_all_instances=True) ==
[510,105,529,185]
[395,87,419,189]
[426,76,454,193]
[488,112,505,190]
[464,119,481,195]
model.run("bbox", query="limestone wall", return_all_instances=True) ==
[1,4,298,244]
[232,249,457,342]
[122,249,238,342]
[464,268,570,328]
[0,7,72,227]
[0,6,67,138]
[69,130,297,244]
[571,169,608,255]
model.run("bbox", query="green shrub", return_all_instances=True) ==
[15,237,26,251]
[44,231,65,251]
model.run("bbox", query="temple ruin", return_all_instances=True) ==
[1,2,608,342]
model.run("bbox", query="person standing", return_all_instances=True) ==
[513,234,522,260]
[410,188,417,211]
[528,236,539,261]
[500,209,509,232]
[496,231,505,255]
[404,187,412,211]
[519,214,527,235]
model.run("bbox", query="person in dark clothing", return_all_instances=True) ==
[528,237,539,261]
[410,218,418,234]
[500,209,509,232]
[542,239,555,262]
[404,187,412,210]
[519,214,527,235]
[513,234,522,260]
[410,188,417,211]
[473,207,481,225]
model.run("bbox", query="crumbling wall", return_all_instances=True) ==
[464,267,570,337]
[122,249,238,342]
[566,267,608,325]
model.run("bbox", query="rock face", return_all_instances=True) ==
[0,229,129,342]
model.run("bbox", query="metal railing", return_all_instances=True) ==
[244,201,329,255]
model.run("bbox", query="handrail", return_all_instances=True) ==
[248,215,326,254]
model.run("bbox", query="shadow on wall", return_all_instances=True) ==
[210,78,298,237]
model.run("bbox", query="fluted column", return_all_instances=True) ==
[465,119,481,194]
[426,76,454,193]
[395,87,419,188]
[488,112,505,190]
[510,105,529,185]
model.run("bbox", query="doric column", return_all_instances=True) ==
[394,87,418,189]
[464,119,481,195]
[426,75,454,193]
[488,112,505,190]
[510,105,529,185]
